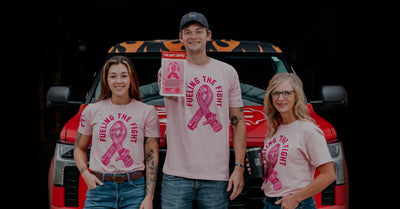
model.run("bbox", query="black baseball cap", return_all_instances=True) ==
[179,12,209,30]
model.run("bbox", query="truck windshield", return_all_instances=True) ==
[93,53,289,105]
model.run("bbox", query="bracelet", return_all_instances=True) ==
[235,163,244,168]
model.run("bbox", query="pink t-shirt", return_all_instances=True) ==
[161,58,243,181]
[78,99,161,174]
[261,120,332,197]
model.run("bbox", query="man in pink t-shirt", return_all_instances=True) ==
[160,12,247,209]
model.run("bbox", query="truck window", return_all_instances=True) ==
[92,53,289,106]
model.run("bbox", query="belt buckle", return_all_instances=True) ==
[112,175,125,183]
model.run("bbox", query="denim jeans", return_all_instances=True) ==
[84,172,145,209]
[263,196,316,209]
[161,173,229,209]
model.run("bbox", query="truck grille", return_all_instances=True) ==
[227,148,265,208]
[64,166,80,207]
[321,183,335,205]
[60,148,334,208]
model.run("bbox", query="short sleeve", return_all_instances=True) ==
[228,69,243,107]
[77,106,92,136]
[304,125,332,168]
[144,107,161,138]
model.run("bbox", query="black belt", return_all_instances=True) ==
[265,196,282,204]
[93,171,144,183]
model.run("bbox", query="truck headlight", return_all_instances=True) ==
[53,143,76,186]
[327,141,345,185]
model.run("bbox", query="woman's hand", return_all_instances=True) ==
[81,170,103,189]
[275,195,300,209]
[246,158,269,180]
[74,132,103,189]
[139,196,153,209]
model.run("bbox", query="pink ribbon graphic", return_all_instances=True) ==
[266,144,282,190]
[101,121,134,167]
[188,84,222,132]
[167,61,180,79]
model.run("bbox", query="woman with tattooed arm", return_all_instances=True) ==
[74,55,161,209]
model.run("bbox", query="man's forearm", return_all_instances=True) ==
[230,107,247,165]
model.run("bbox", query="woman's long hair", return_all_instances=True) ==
[97,55,142,101]
[264,73,315,138]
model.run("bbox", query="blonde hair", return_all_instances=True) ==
[264,73,315,137]
[97,55,141,102]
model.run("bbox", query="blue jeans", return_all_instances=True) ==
[263,196,316,209]
[84,172,145,209]
[161,173,229,209]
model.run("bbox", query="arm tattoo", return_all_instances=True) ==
[144,137,159,197]
[74,132,82,148]
[231,115,239,127]
[80,167,87,174]
[230,107,243,128]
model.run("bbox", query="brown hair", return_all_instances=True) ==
[264,73,315,137]
[97,55,142,101]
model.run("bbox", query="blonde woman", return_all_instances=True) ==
[251,73,336,209]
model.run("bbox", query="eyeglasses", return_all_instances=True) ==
[271,90,295,98]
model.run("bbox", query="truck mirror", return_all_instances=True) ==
[47,86,82,110]
[311,85,348,112]
[320,85,348,105]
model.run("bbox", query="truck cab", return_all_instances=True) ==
[47,39,348,209]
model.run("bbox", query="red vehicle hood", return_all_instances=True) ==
[60,104,336,146]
